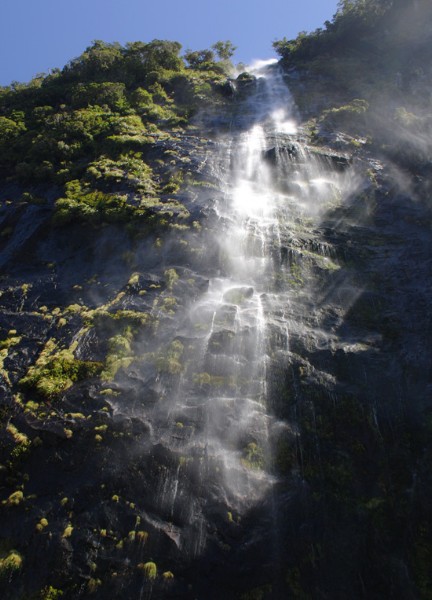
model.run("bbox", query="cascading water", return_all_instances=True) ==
[127,59,353,596]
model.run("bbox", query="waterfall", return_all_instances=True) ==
[130,60,352,577]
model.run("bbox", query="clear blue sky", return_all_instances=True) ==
[1,0,339,86]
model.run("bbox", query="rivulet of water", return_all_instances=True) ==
[135,60,352,569]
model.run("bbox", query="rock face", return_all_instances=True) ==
[1,62,432,600]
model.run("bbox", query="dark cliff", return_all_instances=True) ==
[1,4,432,599]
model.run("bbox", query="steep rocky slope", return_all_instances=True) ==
[1,4,432,600]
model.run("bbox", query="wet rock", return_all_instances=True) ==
[263,144,299,164]
[0,203,52,272]
[214,303,238,329]
[218,80,237,97]
[222,286,254,305]
[308,146,352,170]
[208,329,235,354]
[1,49,432,600]
[236,72,257,90]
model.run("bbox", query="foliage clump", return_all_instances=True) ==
[40,587,64,600]
[62,524,73,538]
[319,99,369,134]
[19,339,102,399]
[36,518,49,532]
[87,578,102,593]
[0,550,23,577]
[138,561,157,580]
[241,442,264,471]
[3,490,24,507]
[273,0,432,166]
[273,0,412,70]
[154,340,184,374]
[0,37,235,232]
[53,179,136,226]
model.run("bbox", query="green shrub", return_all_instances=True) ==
[320,99,369,133]
[41,586,64,600]
[0,550,22,577]
[4,490,24,507]
[20,343,102,400]
[53,182,134,226]
[86,153,157,194]
[138,561,157,580]
[155,340,184,374]
[87,578,102,593]
[241,443,264,471]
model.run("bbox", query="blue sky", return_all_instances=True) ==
[1,0,339,86]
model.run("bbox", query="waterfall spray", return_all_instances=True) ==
[123,62,355,600]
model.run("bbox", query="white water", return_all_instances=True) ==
[145,61,352,558]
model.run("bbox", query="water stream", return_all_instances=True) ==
[130,61,352,582]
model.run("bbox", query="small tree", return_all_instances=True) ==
[184,49,215,68]
[212,40,237,60]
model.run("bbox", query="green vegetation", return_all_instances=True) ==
[241,442,264,471]
[3,490,24,507]
[54,181,136,226]
[19,339,102,399]
[184,40,236,73]
[87,152,156,193]
[164,268,179,290]
[138,561,157,580]
[40,587,64,600]
[274,0,432,165]
[36,518,49,532]
[91,308,152,329]
[136,531,149,543]
[154,340,184,374]
[0,333,21,385]
[62,524,73,538]
[319,99,369,134]
[273,0,428,75]
[0,38,234,231]
[6,423,29,446]
[96,310,153,380]
[87,578,102,593]
[1,6,431,599]
[0,550,23,578]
